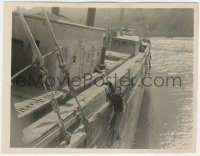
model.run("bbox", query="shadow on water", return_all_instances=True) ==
[133,88,157,149]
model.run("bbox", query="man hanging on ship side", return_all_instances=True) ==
[103,81,124,144]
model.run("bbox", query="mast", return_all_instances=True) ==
[86,8,96,27]
[118,8,125,35]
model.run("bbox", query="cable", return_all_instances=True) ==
[16,7,71,145]
[11,50,55,81]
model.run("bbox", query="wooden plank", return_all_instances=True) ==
[12,85,45,98]
[32,112,78,147]
[23,110,76,146]
[65,132,86,148]
[12,84,64,118]
[16,91,63,118]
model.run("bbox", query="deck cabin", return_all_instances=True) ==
[105,35,140,63]
[12,11,105,89]
[109,36,140,56]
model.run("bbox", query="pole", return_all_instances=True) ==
[16,7,44,65]
[118,8,125,36]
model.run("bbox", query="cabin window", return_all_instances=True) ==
[114,41,117,46]
[97,51,99,56]
[122,41,126,45]
[116,41,119,45]
[12,39,23,47]
[11,39,24,76]
[87,54,90,60]
[12,39,24,55]
[72,56,77,64]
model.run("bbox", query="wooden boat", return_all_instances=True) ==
[10,8,151,148]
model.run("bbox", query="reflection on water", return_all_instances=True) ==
[133,37,194,149]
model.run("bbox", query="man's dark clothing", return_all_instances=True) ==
[108,93,124,112]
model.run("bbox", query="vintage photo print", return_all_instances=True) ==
[2,2,198,154]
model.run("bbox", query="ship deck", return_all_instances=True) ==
[12,50,132,126]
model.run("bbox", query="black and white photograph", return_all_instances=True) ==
[1,2,198,153]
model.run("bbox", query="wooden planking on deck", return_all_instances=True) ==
[12,85,45,98]
[12,85,64,118]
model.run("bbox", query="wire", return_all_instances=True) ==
[11,50,55,81]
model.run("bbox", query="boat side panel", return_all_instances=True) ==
[12,14,105,89]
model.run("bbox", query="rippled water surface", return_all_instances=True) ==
[133,37,194,149]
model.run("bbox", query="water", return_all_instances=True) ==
[133,37,194,149]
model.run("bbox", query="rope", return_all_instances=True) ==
[16,7,44,65]
[11,49,55,81]
[43,8,89,130]
[11,64,32,81]
[41,68,71,144]
[16,7,71,145]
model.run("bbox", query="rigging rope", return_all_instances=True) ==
[11,50,55,80]
[16,7,71,145]
[42,8,89,130]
